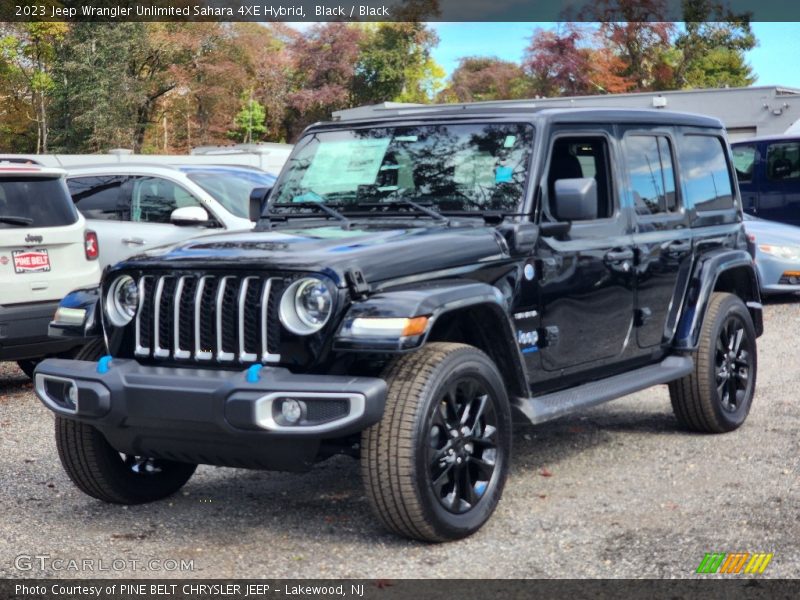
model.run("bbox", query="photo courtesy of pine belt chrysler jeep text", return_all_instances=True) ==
[34,105,763,542]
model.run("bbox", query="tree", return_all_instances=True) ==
[673,0,756,88]
[0,22,68,152]
[441,57,529,102]
[285,22,362,138]
[352,22,444,105]
[523,25,602,97]
[228,90,266,143]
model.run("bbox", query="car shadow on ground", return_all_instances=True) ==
[60,404,686,548]
[762,292,800,305]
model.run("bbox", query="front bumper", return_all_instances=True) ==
[755,253,800,294]
[33,358,386,472]
[0,301,83,360]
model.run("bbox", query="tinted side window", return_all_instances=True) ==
[679,135,734,212]
[732,144,756,183]
[67,176,127,221]
[547,137,613,220]
[766,142,800,181]
[624,135,677,216]
[129,176,201,224]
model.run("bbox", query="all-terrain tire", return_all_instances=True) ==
[669,292,757,433]
[361,342,512,542]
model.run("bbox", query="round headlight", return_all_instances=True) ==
[279,277,333,335]
[105,275,139,327]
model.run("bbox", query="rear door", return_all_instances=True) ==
[536,129,637,376]
[621,128,693,349]
[0,174,97,305]
[69,174,218,267]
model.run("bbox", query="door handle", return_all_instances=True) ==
[604,249,634,262]
[122,237,145,246]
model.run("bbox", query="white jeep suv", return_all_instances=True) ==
[0,164,101,376]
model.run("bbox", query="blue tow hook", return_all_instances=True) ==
[246,364,263,383]
[97,355,113,374]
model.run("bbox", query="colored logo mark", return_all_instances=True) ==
[696,552,773,574]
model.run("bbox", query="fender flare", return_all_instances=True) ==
[673,249,762,351]
[333,280,529,395]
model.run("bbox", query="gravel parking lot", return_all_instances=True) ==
[1,298,798,579]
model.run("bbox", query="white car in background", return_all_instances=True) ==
[66,164,277,268]
[0,163,101,377]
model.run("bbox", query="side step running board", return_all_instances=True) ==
[517,356,694,425]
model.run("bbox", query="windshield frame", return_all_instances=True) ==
[266,118,538,221]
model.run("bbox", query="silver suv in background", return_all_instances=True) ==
[66,164,276,267]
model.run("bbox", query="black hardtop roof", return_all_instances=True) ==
[326,104,723,130]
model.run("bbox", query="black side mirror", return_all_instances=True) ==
[249,186,272,222]
[554,177,598,221]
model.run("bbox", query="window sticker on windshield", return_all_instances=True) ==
[301,138,391,192]
[503,135,517,148]
[495,165,514,183]
[453,152,496,186]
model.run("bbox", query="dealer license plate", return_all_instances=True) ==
[12,249,50,273]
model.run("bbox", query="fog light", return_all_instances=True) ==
[281,398,304,424]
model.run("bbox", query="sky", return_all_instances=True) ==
[428,22,800,88]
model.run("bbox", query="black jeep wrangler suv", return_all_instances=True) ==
[35,106,762,542]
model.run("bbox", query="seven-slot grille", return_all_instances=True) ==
[134,274,283,364]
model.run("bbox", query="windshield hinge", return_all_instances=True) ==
[346,269,370,299]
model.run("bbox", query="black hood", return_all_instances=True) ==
[117,221,509,286]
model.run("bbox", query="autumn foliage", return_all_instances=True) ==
[0,7,757,156]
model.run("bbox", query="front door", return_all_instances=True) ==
[536,131,636,374]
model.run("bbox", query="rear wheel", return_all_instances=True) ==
[669,292,757,433]
[361,343,512,542]
[55,416,196,504]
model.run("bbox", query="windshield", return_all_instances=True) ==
[270,122,535,214]
[0,177,78,228]
[185,170,276,219]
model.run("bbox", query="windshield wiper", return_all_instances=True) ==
[266,201,350,226]
[355,194,450,224]
[0,216,34,226]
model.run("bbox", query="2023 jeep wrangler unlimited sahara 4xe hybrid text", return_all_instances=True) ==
[35,106,763,542]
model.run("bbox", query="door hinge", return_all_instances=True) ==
[345,269,370,299]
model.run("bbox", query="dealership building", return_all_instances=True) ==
[335,85,800,141]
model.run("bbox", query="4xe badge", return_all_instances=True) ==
[12,249,50,273]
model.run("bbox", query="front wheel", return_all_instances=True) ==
[669,292,757,433]
[55,417,197,504]
[361,343,512,542]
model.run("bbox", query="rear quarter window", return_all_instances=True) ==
[678,135,735,212]
[0,177,78,228]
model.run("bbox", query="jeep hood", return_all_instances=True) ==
[117,223,509,285]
